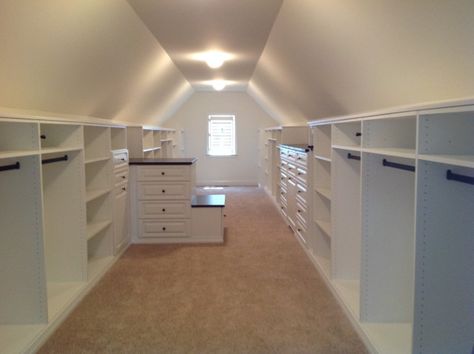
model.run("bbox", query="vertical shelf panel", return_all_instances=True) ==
[413,161,474,354]
[361,153,415,323]
[0,155,47,324]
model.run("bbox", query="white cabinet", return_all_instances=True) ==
[131,162,195,243]
[113,151,130,255]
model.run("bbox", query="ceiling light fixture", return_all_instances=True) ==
[212,80,227,91]
[191,51,233,69]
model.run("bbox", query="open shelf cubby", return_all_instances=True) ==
[111,127,127,151]
[143,129,154,150]
[331,148,362,317]
[413,160,473,353]
[313,125,332,160]
[361,152,415,353]
[40,123,82,154]
[41,150,86,320]
[332,121,362,149]
[84,126,111,163]
[0,120,40,158]
[418,107,474,168]
[85,158,112,194]
[362,114,417,158]
[0,155,46,325]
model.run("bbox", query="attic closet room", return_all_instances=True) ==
[1,1,473,353]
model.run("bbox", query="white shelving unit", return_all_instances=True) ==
[126,126,177,158]
[83,126,114,281]
[305,105,474,354]
[0,120,40,158]
[111,126,127,151]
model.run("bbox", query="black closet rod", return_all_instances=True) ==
[382,158,415,172]
[347,153,361,161]
[0,161,20,172]
[446,169,474,185]
[42,155,68,165]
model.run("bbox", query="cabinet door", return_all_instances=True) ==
[287,178,297,229]
[114,187,129,254]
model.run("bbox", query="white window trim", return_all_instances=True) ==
[207,114,237,156]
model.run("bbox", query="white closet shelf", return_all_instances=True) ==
[160,139,173,142]
[361,147,415,159]
[361,322,412,354]
[314,218,331,237]
[87,220,112,241]
[143,146,161,152]
[47,282,84,321]
[418,154,474,168]
[87,256,114,282]
[314,154,332,162]
[84,156,110,164]
[332,144,361,152]
[0,150,39,159]
[332,279,360,318]
[41,147,82,155]
[0,324,45,354]
[315,187,331,200]
[85,188,111,203]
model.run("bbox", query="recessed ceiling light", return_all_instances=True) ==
[212,80,227,91]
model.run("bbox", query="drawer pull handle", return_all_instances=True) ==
[121,158,125,161]
[162,190,166,193]
[298,209,301,213]
[161,172,165,176]
[162,227,166,231]
[298,228,302,232]
[40,134,46,139]
[122,187,126,191]
[122,175,126,179]
[298,172,302,176]
[298,190,302,193]
[162,208,166,212]
[297,157,301,160]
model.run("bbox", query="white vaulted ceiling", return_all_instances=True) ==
[126,0,283,91]
[0,0,474,126]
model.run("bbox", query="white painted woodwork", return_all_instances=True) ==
[191,208,224,243]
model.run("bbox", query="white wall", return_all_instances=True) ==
[249,0,474,124]
[0,0,192,125]
[164,91,278,186]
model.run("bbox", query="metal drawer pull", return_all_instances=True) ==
[162,189,166,193]
[122,175,126,179]
[161,172,165,175]
[162,208,166,212]
[122,187,126,191]
[162,227,166,231]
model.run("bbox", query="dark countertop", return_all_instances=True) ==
[129,158,198,165]
[279,144,312,153]
[192,194,226,208]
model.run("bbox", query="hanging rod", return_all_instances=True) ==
[40,134,46,139]
[42,155,68,165]
[446,169,474,185]
[347,153,361,161]
[382,158,415,172]
[0,161,20,172]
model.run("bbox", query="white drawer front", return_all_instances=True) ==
[295,166,307,185]
[294,152,307,167]
[136,166,190,181]
[138,201,190,219]
[114,168,129,186]
[296,183,308,206]
[137,182,191,200]
[139,219,191,238]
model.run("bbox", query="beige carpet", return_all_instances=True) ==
[39,187,367,354]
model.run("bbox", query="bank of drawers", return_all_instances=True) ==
[135,165,192,239]
[280,146,309,244]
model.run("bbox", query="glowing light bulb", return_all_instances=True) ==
[206,56,224,69]
[212,80,226,91]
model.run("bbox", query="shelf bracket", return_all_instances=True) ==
[446,169,474,185]
[42,155,68,165]
[347,153,361,161]
[0,161,20,172]
[382,158,415,172]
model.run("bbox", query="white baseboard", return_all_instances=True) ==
[196,180,257,187]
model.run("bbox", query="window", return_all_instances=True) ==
[207,115,236,156]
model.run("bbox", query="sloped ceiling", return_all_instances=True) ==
[126,0,283,91]
[249,0,474,124]
[0,0,192,125]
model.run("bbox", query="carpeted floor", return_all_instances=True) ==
[39,187,367,354]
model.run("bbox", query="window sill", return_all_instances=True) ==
[206,154,238,158]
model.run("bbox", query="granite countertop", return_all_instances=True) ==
[279,144,312,152]
[191,194,226,207]
[129,158,198,165]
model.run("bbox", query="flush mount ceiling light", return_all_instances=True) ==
[191,51,234,69]
[211,80,227,91]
